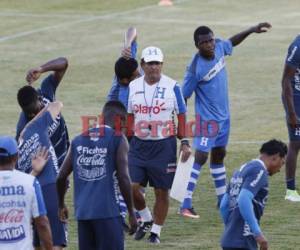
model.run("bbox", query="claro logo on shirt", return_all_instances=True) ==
[133,100,166,114]
[250,170,264,187]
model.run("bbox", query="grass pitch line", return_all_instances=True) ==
[0,0,191,43]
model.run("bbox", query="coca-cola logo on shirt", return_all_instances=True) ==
[76,146,107,181]
[0,209,24,224]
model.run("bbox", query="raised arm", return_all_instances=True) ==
[26,57,68,85]
[116,135,137,234]
[56,148,73,222]
[229,22,271,47]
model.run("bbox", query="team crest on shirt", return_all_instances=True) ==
[76,146,107,181]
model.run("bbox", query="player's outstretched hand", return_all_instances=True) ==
[31,147,49,176]
[255,233,268,250]
[180,144,192,163]
[252,22,272,33]
[128,213,138,235]
[26,66,43,84]
[59,205,69,223]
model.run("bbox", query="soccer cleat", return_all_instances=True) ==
[147,233,160,244]
[134,220,153,240]
[285,189,300,202]
[179,207,200,219]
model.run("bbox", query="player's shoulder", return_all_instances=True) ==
[244,159,267,176]
[13,169,35,184]
[160,74,177,87]
[129,75,143,89]
[292,35,300,45]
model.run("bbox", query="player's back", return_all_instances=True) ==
[0,170,44,250]
[17,111,59,187]
[221,160,268,249]
[71,126,122,220]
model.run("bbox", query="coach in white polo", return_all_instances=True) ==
[127,46,191,244]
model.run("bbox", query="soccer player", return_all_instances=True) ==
[281,34,300,201]
[127,46,191,243]
[220,139,287,250]
[16,57,69,169]
[0,136,53,250]
[107,27,140,109]
[56,101,137,250]
[107,29,140,227]
[16,101,67,249]
[107,57,140,109]
[180,22,272,218]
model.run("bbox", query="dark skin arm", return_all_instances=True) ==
[26,57,68,85]
[282,63,298,128]
[116,135,137,234]
[229,22,271,47]
[34,215,53,250]
[177,113,192,162]
[56,148,73,222]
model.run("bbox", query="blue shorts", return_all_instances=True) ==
[193,119,230,152]
[78,217,124,250]
[128,136,177,189]
[34,183,67,247]
[286,122,300,141]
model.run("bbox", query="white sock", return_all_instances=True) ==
[151,224,162,236]
[138,207,152,222]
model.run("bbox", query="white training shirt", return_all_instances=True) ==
[128,74,186,140]
[0,170,46,250]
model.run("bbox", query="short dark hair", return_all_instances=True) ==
[102,100,127,121]
[260,139,287,158]
[194,26,213,47]
[17,85,39,114]
[0,149,18,165]
[115,57,138,80]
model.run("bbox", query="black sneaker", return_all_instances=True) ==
[122,220,129,233]
[147,233,160,244]
[134,220,153,240]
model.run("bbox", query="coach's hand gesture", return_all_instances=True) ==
[255,233,268,250]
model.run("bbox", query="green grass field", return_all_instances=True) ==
[1,0,300,249]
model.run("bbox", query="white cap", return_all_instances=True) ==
[141,46,164,63]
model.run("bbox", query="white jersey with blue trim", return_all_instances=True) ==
[128,74,186,140]
[0,170,46,250]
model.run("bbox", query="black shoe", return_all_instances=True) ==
[122,220,129,233]
[134,220,153,240]
[147,233,160,244]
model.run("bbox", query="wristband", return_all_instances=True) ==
[181,138,190,146]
